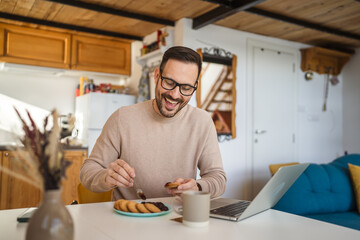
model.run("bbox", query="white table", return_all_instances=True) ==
[0,197,359,240]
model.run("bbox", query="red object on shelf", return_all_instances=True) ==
[99,83,112,93]
[76,84,80,97]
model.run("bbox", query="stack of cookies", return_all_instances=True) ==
[114,199,168,213]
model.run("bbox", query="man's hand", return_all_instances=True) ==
[105,159,135,189]
[166,178,199,196]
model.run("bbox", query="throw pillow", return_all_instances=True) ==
[348,163,360,214]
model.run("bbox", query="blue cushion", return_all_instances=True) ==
[274,154,360,215]
[331,154,360,169]
[304,211,360,230]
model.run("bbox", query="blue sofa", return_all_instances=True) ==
[273,154,360,230]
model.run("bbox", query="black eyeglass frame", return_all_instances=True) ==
[159,72,198,96]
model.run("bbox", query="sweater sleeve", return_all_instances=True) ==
[80,110,121,193]
[196,119,227,198]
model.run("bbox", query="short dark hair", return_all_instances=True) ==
[160,46,202,82]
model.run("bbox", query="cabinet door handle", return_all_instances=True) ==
[4,152,9,157]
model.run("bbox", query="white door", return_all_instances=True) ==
[250,45,297,198]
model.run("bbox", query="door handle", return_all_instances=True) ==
[254,129,267,134]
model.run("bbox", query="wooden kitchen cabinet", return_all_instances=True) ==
[0,23,71,69]
[71,35,131,75]
[0,151,42,210]
[0,23,131,75]
[61,150,88,205]
[0,149,87,210]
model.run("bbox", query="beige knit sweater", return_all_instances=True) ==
[80,100,226,200]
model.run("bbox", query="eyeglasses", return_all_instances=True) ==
[160,74,197,96]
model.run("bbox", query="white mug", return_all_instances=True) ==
[182,191,210,227]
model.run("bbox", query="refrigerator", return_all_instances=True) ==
[75,92,136,155]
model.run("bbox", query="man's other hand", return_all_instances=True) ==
[105,159,135,188]
[166,178,199,196]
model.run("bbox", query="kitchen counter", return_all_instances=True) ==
[62,145,88,151]
[0,144,88,151]
[0,145,16,151]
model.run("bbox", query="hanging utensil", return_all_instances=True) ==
[330,75,339,86]
[330,68,339,86]
[304,71,314,81]
[323,70,330,112]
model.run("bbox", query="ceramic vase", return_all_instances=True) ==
[26,189,74,240]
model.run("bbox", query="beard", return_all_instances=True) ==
[155,93,188,118]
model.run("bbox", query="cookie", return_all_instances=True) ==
[119,199,130,212]
[114,199,123,211]
[136,203,151,213]
[144,203,161,213]
[164,182,180,189]
[127,200,140,213]
[114,199,127,211]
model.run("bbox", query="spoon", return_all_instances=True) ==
[133,179,147,200]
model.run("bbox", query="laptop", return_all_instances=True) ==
[210,163,309,222]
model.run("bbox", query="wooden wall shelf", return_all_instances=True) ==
[300,47,353,76]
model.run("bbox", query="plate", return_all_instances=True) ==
[113,203,172,217]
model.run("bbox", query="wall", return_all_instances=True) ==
[127,41,143,92]
[177,18,346,199]
[297,71,343,163]
[342,48,360,154]
[0,93,50,142]
[0,70,79,114]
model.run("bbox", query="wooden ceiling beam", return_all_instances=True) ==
[246,7,360,42]
[196,1,360,43]
[193,0,265,30]
[201,0,232,6]
[0,12,143,41]
[46,0,175,26]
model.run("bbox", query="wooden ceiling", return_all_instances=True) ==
[0,0,359,52]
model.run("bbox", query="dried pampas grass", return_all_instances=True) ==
[0,108,72,191]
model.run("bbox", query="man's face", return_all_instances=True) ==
[153,59,198,118]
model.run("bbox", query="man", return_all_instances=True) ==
[80,46,226,200]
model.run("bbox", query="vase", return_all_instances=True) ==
[26,189,74,240]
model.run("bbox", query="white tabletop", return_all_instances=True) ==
[0,197,359,240]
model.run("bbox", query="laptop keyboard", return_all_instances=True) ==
[210,201,251,217]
